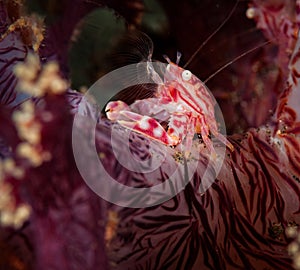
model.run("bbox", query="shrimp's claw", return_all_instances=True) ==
[118,111,179,146]
[105,101,129,121]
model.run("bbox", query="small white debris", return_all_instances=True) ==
[246,7,257,19]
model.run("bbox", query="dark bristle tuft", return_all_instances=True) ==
[107,30,154,70]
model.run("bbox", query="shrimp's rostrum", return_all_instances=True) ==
[105,59,234,154]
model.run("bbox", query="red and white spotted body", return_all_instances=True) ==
[105,58,234,154]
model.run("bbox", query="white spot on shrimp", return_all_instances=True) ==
[139,118,150,130]
[153,127,163,138]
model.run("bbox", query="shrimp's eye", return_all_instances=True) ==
[181,70,192,81]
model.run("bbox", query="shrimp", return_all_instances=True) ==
[104,0,271,155]
[105,53,234,155]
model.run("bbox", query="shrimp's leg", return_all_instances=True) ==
[213,131,234,152]
[167,113,189,144]
[106,98,172,121]
[166,113,198,157]
[130,97,172,121]
[117,111,179,146]
[180,117,196,156]
[208,120,234,152]
[198,116,216,155]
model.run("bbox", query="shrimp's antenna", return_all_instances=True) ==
[176,51,182,65]
[183,0,240,69]
[203,39,272,84]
